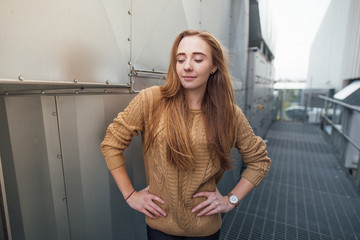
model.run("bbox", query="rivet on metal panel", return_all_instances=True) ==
[73,78,78,83]
[152,68,155,71]
[62,197,67,202]
[41,90,46,95]
[4,92,9,96]
[57,154,62,159]
[52,112,57,116]
[128,10,131,15]
[128,73,132,77]
[104,90,108,94]
[128,38,131,42]
[128,61,131,65]
[18,75,25,81]
[106,80,109,84]
[75,90,79,94]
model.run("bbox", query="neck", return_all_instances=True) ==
[184,89,206,109]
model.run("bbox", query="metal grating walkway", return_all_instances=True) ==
[220,122,360,240]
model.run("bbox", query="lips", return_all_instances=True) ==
[182,76,196,80]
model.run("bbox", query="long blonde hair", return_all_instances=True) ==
[147,30,236,171]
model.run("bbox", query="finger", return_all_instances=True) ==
[204,208,220,216]
[140,208,156,219]
[149,194,165,204]
[197,204,219,217]
[193,191,212,198]
[192,198,212,213]
[145,205,163,217]
[148,201,166,217]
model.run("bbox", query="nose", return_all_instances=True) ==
[184,59,193,71]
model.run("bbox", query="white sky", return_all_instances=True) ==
[269,0,331,81]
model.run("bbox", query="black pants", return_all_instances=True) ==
[146,226,220,240]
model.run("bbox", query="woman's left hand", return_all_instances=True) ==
[192,188,234,216]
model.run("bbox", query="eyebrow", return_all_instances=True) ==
[176,52,207,57]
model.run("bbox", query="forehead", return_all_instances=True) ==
[176,36,211,55]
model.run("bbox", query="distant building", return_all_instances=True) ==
[307,0,360,91]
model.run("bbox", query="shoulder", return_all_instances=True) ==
[139,86,162,103]
[138,86,163,117]
[232,104,252,128]
[233,104,246,119]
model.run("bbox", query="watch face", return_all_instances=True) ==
[229,195,238,204]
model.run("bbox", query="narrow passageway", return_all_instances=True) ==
[220,122,360,240]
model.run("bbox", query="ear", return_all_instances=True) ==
[211,67,218,74]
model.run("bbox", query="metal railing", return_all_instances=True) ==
[319,95,360,191]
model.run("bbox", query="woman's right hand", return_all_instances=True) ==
[126,186,166,219]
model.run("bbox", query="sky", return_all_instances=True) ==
[269,0,331,81]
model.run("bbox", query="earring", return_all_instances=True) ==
[210,71,214,74]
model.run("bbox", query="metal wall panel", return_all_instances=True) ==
[0,93,149,240]
[102,0,132,83]
[1,96,59,240]
[200,0,231,46]
[0,0,130,85]
[182,0,202,29]
[0,96,18,240]
[57,94,147,240]
[57,95,112,240]
[131,0,234,73]
[132,0,185,72]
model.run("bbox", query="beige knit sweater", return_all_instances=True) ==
[101,86,271,237]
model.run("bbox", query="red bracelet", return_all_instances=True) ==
[125,190,136,201]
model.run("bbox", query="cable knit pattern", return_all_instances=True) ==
[100,86,271,237]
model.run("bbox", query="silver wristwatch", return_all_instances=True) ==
[227,192,239,207]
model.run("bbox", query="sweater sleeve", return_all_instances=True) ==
[100,91,145,171]
[234,106,271,186]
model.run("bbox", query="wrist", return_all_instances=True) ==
[125,189,136,201]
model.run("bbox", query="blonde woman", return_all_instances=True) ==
[101,30,271,239]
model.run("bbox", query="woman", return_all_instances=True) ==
[101,30,271,239]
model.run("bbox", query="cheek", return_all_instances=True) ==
[201,65,212,76]
[176,64,183,78]
[201,70,211,80]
